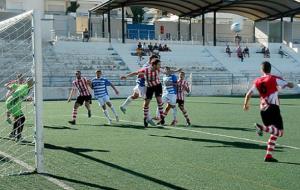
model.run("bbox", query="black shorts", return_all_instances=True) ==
[176,99,184,106]
[260,104,283,130]
[145,84,162,100]
[76,95,92,106]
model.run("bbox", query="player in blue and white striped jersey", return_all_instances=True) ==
[156,67,178,126]
[91,70,119,125]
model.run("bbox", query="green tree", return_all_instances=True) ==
[66,1,80,14]
[131,6,145,23]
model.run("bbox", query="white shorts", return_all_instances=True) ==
[133,85,146,98]
[162,93,177,105]
[97,95,110,106]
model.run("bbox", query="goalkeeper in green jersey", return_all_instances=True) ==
[6,78,34,141]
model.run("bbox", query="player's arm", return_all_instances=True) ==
[243,86,254,111]
[67,87,76,102]
[110,83,119,95]
[120,71,142,80]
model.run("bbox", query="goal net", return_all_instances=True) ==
[0,11,43,176]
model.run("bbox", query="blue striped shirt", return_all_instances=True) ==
[163,74,177,94]
[136,77,145,87]
[91,77,111,98]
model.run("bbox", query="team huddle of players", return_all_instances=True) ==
[67,55,191,127]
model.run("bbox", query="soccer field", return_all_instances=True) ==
[1,96,300,190]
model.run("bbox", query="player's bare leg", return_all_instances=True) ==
[69,103,80,125]
[107,101,119,122]
[156,96,165,125]
[84,101,91,118]
[179,104,191,126]
[101,104,112,125]
[120,92,139,114]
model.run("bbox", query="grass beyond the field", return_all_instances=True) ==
[1,96,300,190]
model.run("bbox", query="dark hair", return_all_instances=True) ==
[151,58,161,66]
[261,61,271,73]
[149,54,158,61]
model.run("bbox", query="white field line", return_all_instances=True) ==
[0,151,74,190]
[70,114,300,150]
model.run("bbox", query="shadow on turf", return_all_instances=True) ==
[44,125,78,130]
[190,125,255,132]
[149,134,284,151]
[78,123,169,130]
[44,143,187,190]
[277,161,300,166]
[44,174,118,190]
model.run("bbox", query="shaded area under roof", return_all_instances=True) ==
[90,0,300,21]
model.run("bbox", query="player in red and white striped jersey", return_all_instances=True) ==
[67,70,92,125]
[176,71,191,126]
[121,58,165,127]
[243,61,294,162]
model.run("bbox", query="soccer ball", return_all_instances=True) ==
[231,22,242,33]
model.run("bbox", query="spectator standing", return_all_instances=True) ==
[226,45,231,57]
[243,46,250,57]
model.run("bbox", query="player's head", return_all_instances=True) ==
[164,66,171,75]
[149,54,158,62]
[179,71,185,79]
[96,70,102,78]
[261,61,271,74]
[151,58,161,70]
[17,73,25,83]
[26,78,34,88]
[75,70,81,79]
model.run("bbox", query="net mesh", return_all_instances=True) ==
[0,11,36,176]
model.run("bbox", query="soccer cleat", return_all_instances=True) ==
[147,118,156,126]
[88,110,91,118]
[157,116,165,126]
[68,120,76,125]
[255,123,263,136]
[116,116,119,122]
[107,119,112,125]
[264,157,278,162]
[186,119,191,127]
[9,133,15,139]
[144,118,148,128]
[120,106,126,114]
[170,120,178,126]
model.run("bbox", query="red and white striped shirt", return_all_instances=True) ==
[248,74,288,110]
[139,66,161,87]
[72,77,91,96]
[177,79,190,100]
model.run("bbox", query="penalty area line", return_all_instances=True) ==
[73,114,300,150]
[0,151,74,190]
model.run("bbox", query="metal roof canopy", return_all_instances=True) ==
[89,0,300,21]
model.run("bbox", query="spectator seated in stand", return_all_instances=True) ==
[243,46,249,57]
[264,48,270,58]
[225,45,232,57]
[148,42,153,53]
[237,46,244,62]
[278,46,288,58]
[162,44,171,51]
[82,28,89,42]
[153,43,159,51]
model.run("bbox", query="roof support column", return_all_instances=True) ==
[88,11,92,37]
[291,15,294,22]
[280,17,283,43]
[253,22,256,43]
[202,12,205,46]
[213,11,216,46]
[108,7,111,43]
[122,5,125,43]
[178,17,181,41]
[102,14,105,38]
[189,17,192,41]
